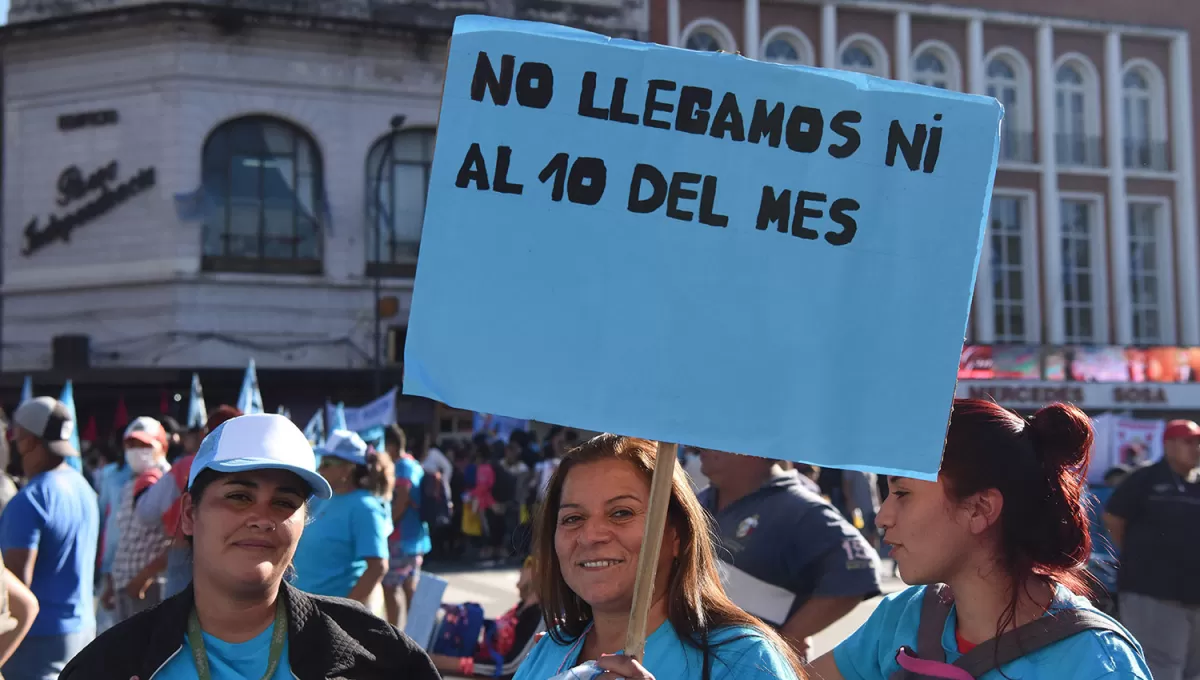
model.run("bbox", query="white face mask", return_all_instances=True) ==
[124,447,158,474]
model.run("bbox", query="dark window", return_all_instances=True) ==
[201,116,324,274]
[366,129,436,278]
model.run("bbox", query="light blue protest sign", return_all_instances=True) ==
[404,16,1001,480]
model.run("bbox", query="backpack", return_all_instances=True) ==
[432,603,486,657]
[478,613,517,677]
[419,472,453,529]
[889,584,1139,679]
[492,464,517,504]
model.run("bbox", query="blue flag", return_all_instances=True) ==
[188,373,209,430]
[18,377,32,406]
[358,425,385,451]
[237,359,264,415]
[329,402,348,431]
[59,381,83,471]
[276,405,292,420]
[303,409,326,447]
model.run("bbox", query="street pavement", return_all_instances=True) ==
[431,560,905,666]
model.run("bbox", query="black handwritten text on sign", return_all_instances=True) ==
[455,52,950,247]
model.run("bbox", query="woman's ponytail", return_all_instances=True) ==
[1028,402,1093,473]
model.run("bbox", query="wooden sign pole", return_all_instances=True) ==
[623,441,678,661]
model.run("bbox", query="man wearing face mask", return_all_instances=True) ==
[101,417,171,623]
[134,405,242,600]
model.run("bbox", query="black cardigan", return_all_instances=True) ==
[61,582,440,680]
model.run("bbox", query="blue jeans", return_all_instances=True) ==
[2,627,94,680]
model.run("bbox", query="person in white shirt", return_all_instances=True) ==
[419,433,454,498]
[681,446,709,492]
[533,427,574,503]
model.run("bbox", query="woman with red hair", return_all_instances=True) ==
[811,399,1150,679]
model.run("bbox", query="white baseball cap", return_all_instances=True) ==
[124,416,168,450]
[317,429,369,466]
[189,414,332,499]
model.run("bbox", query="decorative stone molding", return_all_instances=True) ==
[8,0,650,39]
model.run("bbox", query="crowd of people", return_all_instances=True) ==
[0,394,1191,679]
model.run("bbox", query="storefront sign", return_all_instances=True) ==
[22,161,156,256]
[957,381,1198,410]
[57,109,119,131]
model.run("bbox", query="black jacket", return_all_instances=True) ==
[61,583,440,680]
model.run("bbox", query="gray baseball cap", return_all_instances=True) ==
[13,397,77,457]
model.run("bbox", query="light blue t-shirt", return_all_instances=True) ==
[514,621,798,680]
[0,466,99,636]
[832,585,1151,680]
[155,621,293,679]
[290,489,391,597]
[394,456,432,556]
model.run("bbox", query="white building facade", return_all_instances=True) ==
[654,0,1200,416]
[1,1,649,395]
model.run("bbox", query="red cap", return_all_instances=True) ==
[1164,420,1200,441]
[205,405,242,434]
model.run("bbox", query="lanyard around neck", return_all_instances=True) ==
[556,623,595,674]
[187,596,288,680]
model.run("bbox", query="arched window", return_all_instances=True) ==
[201,116,324,273]
[681,19,736,53]
[837,34,888,78]
[1054,56,1101,166]
[366,129,436,277]
[1122,62,1168,171]
[911,42,961,90]
[761,27,814,66]
[985,49,1034,163]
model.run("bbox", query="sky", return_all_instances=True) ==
[1,1,8,24]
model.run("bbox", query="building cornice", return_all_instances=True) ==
[0,1,461,45]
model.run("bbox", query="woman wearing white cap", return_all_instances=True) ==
[60,414,438,680]
[290,429,395,603]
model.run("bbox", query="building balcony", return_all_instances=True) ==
[1055,134,1104,168]
[998,130,1035,164]
[1124,140,1170,172]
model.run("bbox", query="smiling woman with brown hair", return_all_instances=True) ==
[514,434,803,680]
[60,414,437,680]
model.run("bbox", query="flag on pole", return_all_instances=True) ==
[18,377,32,406]
[276,405,292,420]
[188,373,208,430]
[329,402,348,431]
[82,415,98,443]
[236,359,264,415]
[59,381,83,472]
[113,396,130,432]
[303,409,325,447]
